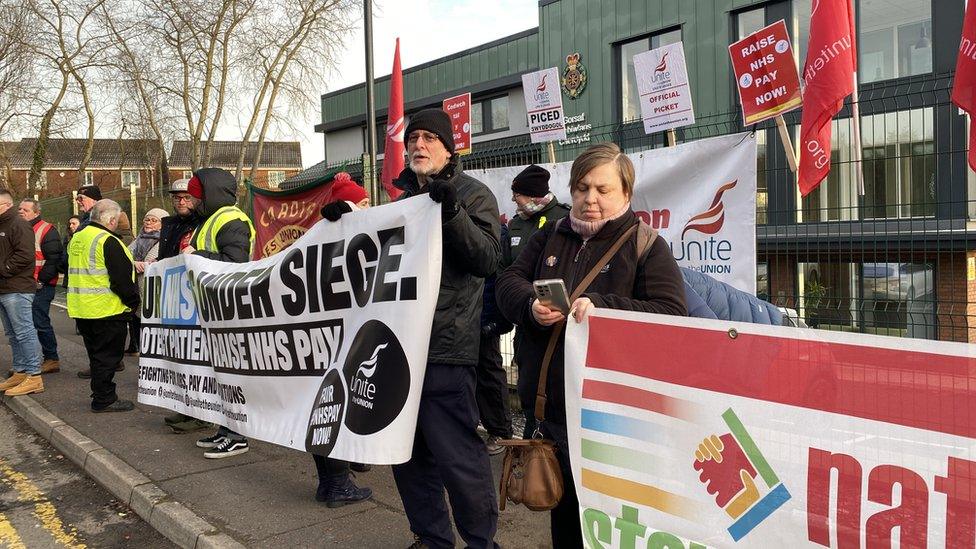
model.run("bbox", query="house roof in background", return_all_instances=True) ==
[1,138,161,169]
[168,141,302,169]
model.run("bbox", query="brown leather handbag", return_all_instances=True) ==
[498,222,639,512]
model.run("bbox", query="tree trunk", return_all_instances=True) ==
[28,70,69,196]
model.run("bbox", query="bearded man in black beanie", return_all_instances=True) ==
[322,108,502,549]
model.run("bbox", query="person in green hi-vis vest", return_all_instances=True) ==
[66,199,140,413]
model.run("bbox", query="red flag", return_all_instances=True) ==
[381,38,405,200]
[797,0,857,196]
[953,2,976,173]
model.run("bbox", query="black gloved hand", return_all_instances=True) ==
[320,200,353,222]
[427,179,459,220]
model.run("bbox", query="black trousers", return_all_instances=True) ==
[312,454,349,479]
[127,312,140,352]
[77,317,127,410]
[543,421,584,548]
[475,333,512,438]
[392,363,499,549]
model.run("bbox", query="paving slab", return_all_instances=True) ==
[0,304,550,547]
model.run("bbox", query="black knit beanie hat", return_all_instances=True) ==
[405,109,455,153]
[511,165,551,198]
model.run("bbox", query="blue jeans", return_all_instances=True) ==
[0,293,41,375]
[32,284,58,360]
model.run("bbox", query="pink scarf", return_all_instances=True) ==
[569,202,631,240]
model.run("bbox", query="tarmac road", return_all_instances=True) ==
[0,404,174,548]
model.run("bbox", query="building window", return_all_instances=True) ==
[182,170,193,180]
[737,7,765,40]
[757,261,769,302]
[471,95,509,136]
[122,170,140,188]
[799,260,936,339]
[800,108,935,222]
[756,130,767,225]
[798,118,858,222]
[619,28,682,122]
[860,262,935,339]
[861,108,935,219]
[859,0,931,84]
[268,171,285,189]
[471,102,483,135]
[794,0,931,85]
[84,171,93,186]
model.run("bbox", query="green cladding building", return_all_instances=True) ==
[316,0,976,343]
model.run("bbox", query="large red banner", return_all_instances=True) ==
[729,20,802,126]
[251,180,332,258]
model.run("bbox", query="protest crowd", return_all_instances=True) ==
[0,106,803,549]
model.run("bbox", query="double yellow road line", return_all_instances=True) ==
[0,460,85,548]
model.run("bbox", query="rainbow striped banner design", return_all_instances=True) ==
[580,379,791,541]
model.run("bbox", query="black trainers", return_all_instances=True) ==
[92,399,135,413]
[315,474,372,508]
[77,369,91,379]
[203,438,249,459]
[406,534,429,549]
[196,433,227,448]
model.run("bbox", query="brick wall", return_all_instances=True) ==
[936,252,970,343]
[5,168,156,198]
[767,254,798,309]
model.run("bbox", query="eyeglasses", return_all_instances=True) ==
[172,195,194,203]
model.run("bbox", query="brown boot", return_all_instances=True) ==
[5,375,43,396]
[0,373,27,392]
[41,359,61,374]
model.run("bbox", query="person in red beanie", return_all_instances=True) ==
[320,173,370,220]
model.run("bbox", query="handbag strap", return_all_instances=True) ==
[533,221,640,425]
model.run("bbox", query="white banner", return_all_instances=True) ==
[137,196,442,464]
[522,67,567,143]
[474,133,757,293]
[566,309,976,548]
[634,41,696,134]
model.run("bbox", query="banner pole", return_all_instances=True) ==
[667,129,677,147]
[850,71,865,196]
[775,115,798,172]
[130,182,137,235]
[547,141,556,164]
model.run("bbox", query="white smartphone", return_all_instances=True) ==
[533,279,571,315]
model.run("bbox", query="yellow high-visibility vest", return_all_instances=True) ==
[67,225,134,319]
[192,205,255,257]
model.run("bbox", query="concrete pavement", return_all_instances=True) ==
[0,304,550,548]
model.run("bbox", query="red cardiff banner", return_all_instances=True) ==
[250,177,334,259]
[566,309,975,548]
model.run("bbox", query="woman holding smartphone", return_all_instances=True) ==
[496,142,687,547]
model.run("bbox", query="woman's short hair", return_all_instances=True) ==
[568,142,636,197]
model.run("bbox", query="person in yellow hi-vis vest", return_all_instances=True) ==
[67,199,140,413]
[181,168,255,458]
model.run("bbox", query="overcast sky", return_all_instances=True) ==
[295,0,539,167]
